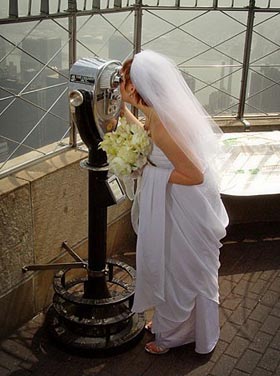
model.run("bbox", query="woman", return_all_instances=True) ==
[119,50,229,355]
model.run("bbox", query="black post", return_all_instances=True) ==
[41,58,145,354]
[74,92,114,299]
[84,169,110,299]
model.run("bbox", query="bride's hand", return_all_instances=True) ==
[120,101,126,117]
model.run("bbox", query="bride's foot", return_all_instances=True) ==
[145,321,153,333]
[145,341,169,355]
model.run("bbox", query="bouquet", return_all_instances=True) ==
[99,117,152,199]
[99,116,152,177]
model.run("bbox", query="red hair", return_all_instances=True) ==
[122,58,148,106]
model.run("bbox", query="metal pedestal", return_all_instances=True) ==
[22,77,145,355]
[22,164,145,356]
[45,258,144,356]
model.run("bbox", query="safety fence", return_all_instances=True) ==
[0,0,279,176]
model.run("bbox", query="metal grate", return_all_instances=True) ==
[0,0,280,177]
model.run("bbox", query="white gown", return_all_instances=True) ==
[131,143,229,353]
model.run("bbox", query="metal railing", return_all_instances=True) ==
[0,0,279,177]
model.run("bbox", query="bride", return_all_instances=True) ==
[119,50,229,355]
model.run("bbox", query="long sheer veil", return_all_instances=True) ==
[130,49,226,187]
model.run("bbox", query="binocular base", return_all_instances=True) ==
[44,259,145,356]
[46,306,145,356]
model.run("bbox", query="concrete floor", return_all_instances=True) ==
[0,222,279,376]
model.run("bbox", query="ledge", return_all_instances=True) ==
[0,147,135,338]
[216,116,280,133]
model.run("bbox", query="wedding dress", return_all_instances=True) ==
[131,143,229,353]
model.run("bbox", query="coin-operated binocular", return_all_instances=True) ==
[69,58,122,166]
[22,58,145,355]
[69,57,122,141]
[69,57,127,296]
[69,57,125,205]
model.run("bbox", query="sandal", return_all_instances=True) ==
[145,341,169,355]
[145,321,153,333]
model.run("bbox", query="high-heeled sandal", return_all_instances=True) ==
[145,341,170,355]
[145,321,153,333]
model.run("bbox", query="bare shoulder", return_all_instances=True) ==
[151,116,202,172]
[150,116,169,145]
[151,118,178,155]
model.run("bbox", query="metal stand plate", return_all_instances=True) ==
[46,307,145,356]
[44,259,145,356]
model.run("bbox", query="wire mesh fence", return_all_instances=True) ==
[0,0,279,176]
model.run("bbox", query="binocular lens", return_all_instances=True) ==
[69,90,84,107]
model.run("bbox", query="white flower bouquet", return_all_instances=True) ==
[99,117,152,199]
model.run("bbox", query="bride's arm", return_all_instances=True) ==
[120,104,143,127]
[151,121,204,186]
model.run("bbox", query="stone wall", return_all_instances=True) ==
[0,148,136,339]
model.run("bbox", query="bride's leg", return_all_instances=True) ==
[145,321,153,333]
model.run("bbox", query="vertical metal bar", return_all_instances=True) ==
[237,0,255,120]
[9,0,18,17]
[92,0,101,9]
[28,0,32,16]
[132,0,143,117]
[57,0,61,12]
[40,0,49,14]
[133,0,142,57]
[93,0,101,8]
[69,1,77,147]
[114,0,122,7]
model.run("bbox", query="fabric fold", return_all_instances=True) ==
[131,143,228,350]
[132,165,172,312]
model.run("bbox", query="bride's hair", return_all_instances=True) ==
[122,58,148,107]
